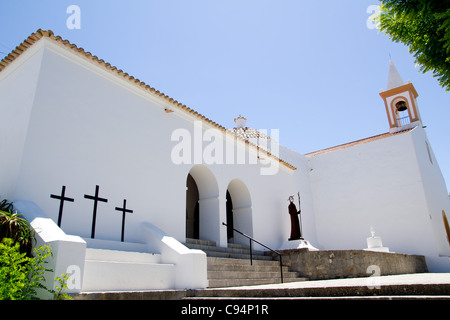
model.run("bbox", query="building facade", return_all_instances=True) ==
[1,30,449,294]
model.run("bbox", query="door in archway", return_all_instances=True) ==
[226,179,252,245]
[185,165,220,243]
[186,173,199,239]
[226,190,234,243]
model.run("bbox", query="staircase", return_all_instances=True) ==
[82,238,176,291]
[184,238,307,288]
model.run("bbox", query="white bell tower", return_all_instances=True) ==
[379,60,422,133]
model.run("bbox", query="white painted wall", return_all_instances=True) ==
[278,145,320,249]
[307,127,450,271]
[410,128,450,270]
[2,34,450,290]
[5,39,297,254]
[0,42,44,200]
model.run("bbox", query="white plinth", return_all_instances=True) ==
[365,236,390,252]
[280,239,318,251]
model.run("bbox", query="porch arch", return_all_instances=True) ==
[186,165,220,243]
[226,179,253,245]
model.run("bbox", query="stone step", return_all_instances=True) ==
[185,242,272,261]
[185,242,267,256]
[203,251,273,260]
[208,263,290,273]
[185,238,260,251]
[208,270,301,280]
[185,238,217,247]
[207,257,281,266]
[205,257,305,288]
[185,239,307,288]
[208,277,306,288]
[185,239,273,260]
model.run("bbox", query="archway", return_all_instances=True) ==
[186,165,220,243]
[226,179,252,245]
[392,97,411,126]
[186,174,199,239]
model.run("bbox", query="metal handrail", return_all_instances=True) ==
[222,222,284,283]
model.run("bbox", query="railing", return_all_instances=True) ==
[222,222,284,283]
[396,116,410,126]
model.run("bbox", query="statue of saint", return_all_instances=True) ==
[288,195,303,240]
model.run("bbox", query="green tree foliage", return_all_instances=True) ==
[376,0,450,91]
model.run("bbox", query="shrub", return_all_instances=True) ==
[0,238,57,300]
[0,210,34,256]
[0,197,34,257]
[0,238,30,299]
[0,198,13,212]
[0,198,71,300]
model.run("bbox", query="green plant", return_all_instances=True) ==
[54,273,72,300]
[21,243,53,299]
[0,238,68,300]
[0,238,30,300]
[0,198,72,300]
[0,198,13,212]
[0,210,34,256]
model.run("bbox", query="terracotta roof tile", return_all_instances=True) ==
[305,128,414,157]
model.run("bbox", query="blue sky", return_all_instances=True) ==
[1,0,449,190]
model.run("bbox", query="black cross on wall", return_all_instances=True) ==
[50,185,75,227]
[84,185,108,239]
[115,199,133,242]
[50,184,137,241]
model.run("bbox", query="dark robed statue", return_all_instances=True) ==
[288,195,303,240]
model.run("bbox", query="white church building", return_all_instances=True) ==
[1,30,449,295]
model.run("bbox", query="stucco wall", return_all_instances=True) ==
[307,127,450,271]
[6,39,298,250]
[308,130,430,254]
[0,41,44,200]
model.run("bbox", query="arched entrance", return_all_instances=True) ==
[185,165,220,243]
[186,174,199,239]
[226,179,252,245]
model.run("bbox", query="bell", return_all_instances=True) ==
[395,101,407,112]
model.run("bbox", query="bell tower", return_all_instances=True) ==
[379,60,422,133]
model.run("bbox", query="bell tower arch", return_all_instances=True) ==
[379,60,422,133]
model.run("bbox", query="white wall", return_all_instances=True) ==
[278,145,320,248]
[0,42,44,200]
[7,39,297,252]
[308,130,426,251]
[308,128,450,271]
[410,128,450,270]
[6,36,448,278]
